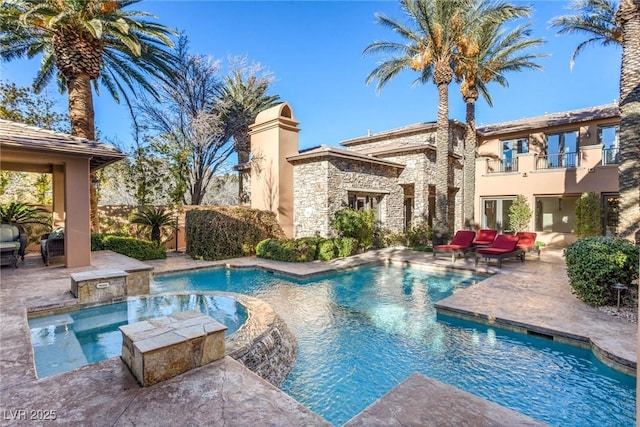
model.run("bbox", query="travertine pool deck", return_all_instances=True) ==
[0,247,636,425]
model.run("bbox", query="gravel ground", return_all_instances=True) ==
[597,304,638,324]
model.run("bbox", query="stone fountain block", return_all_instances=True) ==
[70,269,128,303]
[119,310,227,387]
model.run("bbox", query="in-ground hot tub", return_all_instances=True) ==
[28,292,297,386]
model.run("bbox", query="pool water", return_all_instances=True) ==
[29,294,247,378]
[153,266,636,427]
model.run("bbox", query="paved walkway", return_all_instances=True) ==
[0,247,636,426]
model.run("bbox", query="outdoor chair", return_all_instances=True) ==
[41,228,64,266]
[1,223,26,268]
[474,234,521,268]
[515,232,539,260]
[471,229,498,247]
[433,230,476,263]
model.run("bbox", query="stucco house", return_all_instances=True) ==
[245,102,621,246]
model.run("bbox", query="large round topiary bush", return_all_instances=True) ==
[565,236,639,306]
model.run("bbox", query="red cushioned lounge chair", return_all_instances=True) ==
[433,230,476,263]
[515,232,539,260]
[471,229,498,247]
[474,234,521,268]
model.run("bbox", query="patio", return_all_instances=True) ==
[0,247,636,425]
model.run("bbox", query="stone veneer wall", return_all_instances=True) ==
[292,160,330,237]
[291,123,467,237]
[225,292,298,387]
[327,158,404,233]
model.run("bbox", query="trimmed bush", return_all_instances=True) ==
[318,239,338,261]
[509,195,532,232]
[255,238,316,262]
[335,237,357,257]
[332,208,374,250]
[186,207,285,260]
[91,233,166,260]
[256,236,358,262]
[565,236,639,306]
[406,221,431,246]
[574,192,603,238]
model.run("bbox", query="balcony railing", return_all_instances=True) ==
[487,158,518,174]
[602,147,619,165]
[536,152,578,170]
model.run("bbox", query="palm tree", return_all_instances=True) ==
[215,64,280,204]
[549,0,622,69]
[364,0,529,243]
[456,18,546,227]
[614,0,640,243]
[1,0,177,230]
[551,0,639,242]
[364,0,472,244]
[131,206,175,244]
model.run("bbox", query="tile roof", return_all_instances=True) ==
[287,145,405,169]
[477,104,620,137]
[0,119,125,170]
[340,120,464,147]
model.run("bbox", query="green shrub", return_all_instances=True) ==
[318,239,338,261]
[91,233,166,260]
[574,192,603,238]
[374,228,407,248]
[256,236,358,262]
[406,221,431,246]
[332,208,374,250]
[334,237,357,257]
[509,195,532,232]
[255,238,316,262]
[565,236,639,306]
[186,207,285,260]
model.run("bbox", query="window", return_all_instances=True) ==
[348,193,382,218]
[599,125,619,165]
[534,195,579,233]
[501,138,528,171]
[545,131,578,168]
[481,197,514,233]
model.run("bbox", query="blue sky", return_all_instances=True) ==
[0,0,621,152]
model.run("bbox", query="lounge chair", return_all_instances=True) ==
[515,232,539,260]
[471,229,498,247]
[474,234,521,268]
[433,230,476,262]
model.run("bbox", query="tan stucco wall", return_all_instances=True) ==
[475,117,620,246]
[249,103,300,238]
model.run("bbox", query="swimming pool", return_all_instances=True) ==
[29,294,247,378]
[153,265,636,427]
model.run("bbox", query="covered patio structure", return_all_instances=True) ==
[0,119,125,267]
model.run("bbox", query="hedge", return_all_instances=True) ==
[565,236,639,306]
[91,233,166,260]
[256,237,357,262]
[186,207,285,260]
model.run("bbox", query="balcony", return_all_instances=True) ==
[476,146,619,198]
[535,152,578,170]
[602,147,619,165]
[486,158,518,174]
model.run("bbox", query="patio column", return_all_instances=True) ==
[64,158,91,268]
[52,165,65,227]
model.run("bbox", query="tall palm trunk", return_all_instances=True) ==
[616,0,640,243]
[433,63,452,245]
[463,96,477,229]
[234,129,251,204]
[67,74,100,232]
